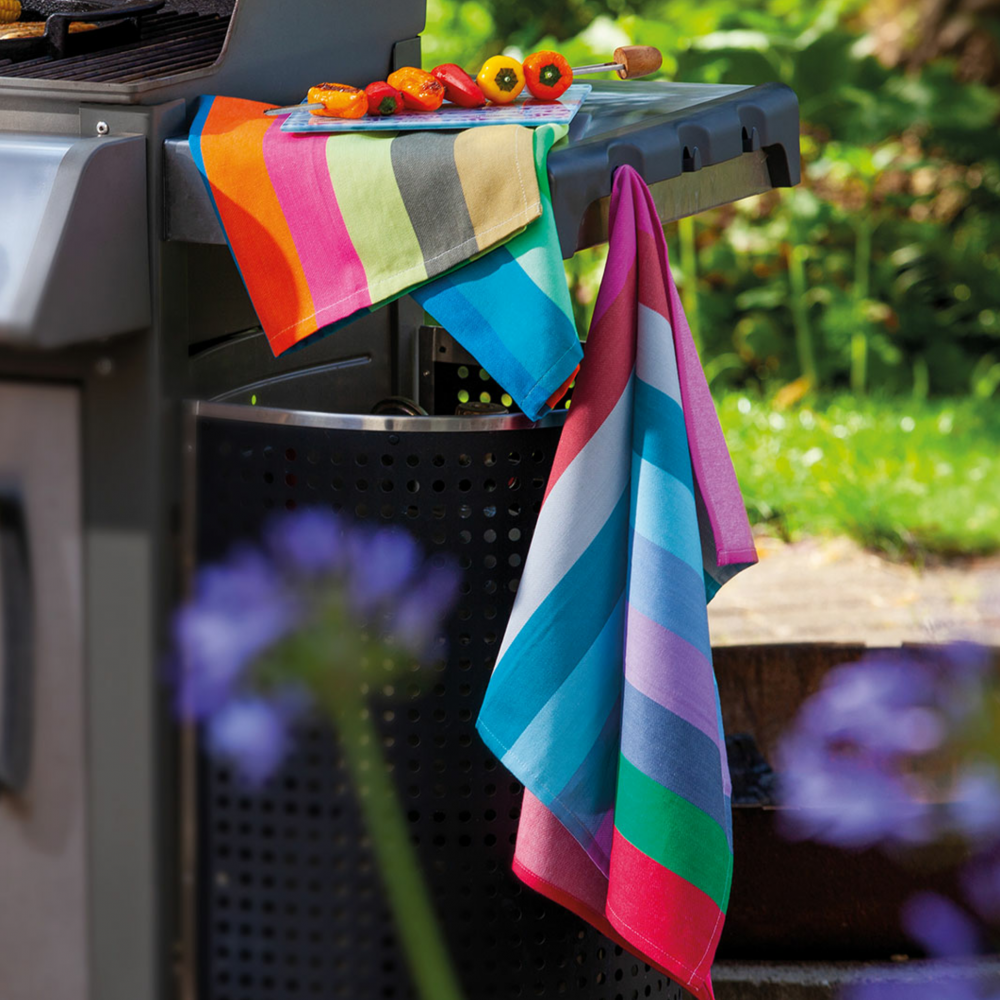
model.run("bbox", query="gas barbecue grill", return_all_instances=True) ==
[0,4,798,999]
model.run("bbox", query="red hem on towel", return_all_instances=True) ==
[512,856,716,1000]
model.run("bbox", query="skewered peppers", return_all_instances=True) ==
[523,50,573,100]
[306,83,369,119]
[364,81,403,116]
[431,63,486,108]
[476,55,525,104]
[387,66,445,111]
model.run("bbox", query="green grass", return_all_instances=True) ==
[717,394,1000,562]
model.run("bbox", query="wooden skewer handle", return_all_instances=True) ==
[611,45,662,79]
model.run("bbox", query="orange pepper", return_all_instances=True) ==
[387,66,445,111]
[523,50,573,100]
[306,83,369,119]
[476,55,525,104]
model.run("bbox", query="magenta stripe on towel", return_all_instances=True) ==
[624,603,723,751]
[262,128,372,317]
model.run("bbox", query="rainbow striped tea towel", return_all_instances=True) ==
[476,165,757,1000]
[189,98,582,419]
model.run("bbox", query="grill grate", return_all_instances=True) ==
[0,9,228,80]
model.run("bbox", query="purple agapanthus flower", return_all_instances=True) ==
[346,527,422,614]
[174,546,300,719]
[797,656,946,757]
[949,765,1000,847]
[390,561,463,656]
[960,847,1000,921]
[777,644,999,852]
[208,692,305,787]
[777,736,933,848]
[172,508,461,786]
[265,507,346,575]
[902,892,983,959]
[844,978,983,1000]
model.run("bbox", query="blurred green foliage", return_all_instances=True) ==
[424,0,1000,398]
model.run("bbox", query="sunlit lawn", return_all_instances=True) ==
[718,393,1000,562]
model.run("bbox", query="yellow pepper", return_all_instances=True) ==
[476,55,525,104]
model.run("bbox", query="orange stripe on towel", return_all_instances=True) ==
[198,98,318,354]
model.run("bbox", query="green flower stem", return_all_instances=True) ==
[678,215,702,354]
[325,685,466,1000]
[788,244,818,386]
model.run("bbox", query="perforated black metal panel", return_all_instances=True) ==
[194,410,682,1000]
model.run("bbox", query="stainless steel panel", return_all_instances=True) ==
[0,380,87,1000]
[0,132,149,348]
[0,135,75,320]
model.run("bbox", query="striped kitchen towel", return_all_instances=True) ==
[476,166,757,1000]
[189,97,581,420]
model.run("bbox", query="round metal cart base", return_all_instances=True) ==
[188,403,684,1000]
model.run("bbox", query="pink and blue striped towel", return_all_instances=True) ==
[476,166,757,1000]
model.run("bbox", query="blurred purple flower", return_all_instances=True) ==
[207,692,305,786]
[938,642,994,679]
[265,507,345,575]
[346,528,422,614]
[902,892,982,959]
[844,978,981,1000]
[948,765,1000,847]
[390,561,462,655]
[776,645,1000,852]
[173,510,464,785]
[798,656,945,756]
[778,738,932,848]
[960,847,1000,921]
[174,547,300,719]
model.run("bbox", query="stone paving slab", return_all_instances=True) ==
[708,535,1000,648]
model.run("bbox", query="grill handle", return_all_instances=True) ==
[46,0,164,57]
[0,494,32,796]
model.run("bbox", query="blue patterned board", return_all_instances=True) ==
[279,84,592,133]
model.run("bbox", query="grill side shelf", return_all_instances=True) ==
[163,80,800,255]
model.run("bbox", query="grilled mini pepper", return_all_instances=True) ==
[387,66,445,111]
[364,81,403,116]
[476,55,525,104]
[431,63,486,108]
[523,50,573,100]
[306,83,369,119]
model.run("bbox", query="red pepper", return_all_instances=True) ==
[386,67,445,112]
[364,81,404,116]
[431,63,486,108]
[523,50,573,101]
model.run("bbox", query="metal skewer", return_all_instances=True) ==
[265,102,324,116]
[265,45,662,116]
[572,62,626,75]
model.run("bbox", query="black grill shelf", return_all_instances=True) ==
[195,413,683,1000]
[164,80,800,255]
